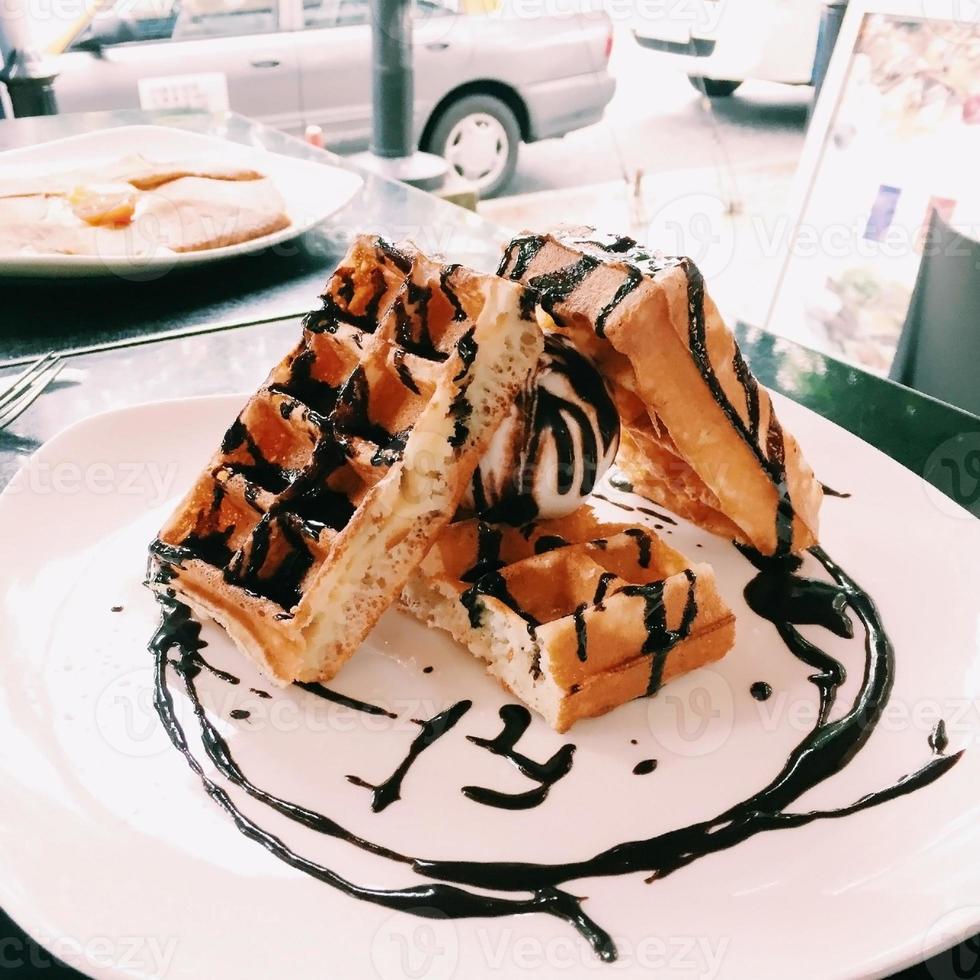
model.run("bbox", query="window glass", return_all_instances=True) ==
[302,0,362,29]
[303,0,453,30]
[172,0,278,39]
[70,0,181,49]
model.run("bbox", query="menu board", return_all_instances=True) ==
[767,11,980,375]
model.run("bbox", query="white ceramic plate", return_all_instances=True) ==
[1,393,979,980]
[0,126,363,278]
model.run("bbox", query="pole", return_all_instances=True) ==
[352,0,447,191]
[371,0,413,158]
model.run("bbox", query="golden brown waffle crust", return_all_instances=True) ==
[400,506,735,732]
[498,231,823,556]
[152,235,544,685]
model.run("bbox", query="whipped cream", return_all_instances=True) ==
[465,334,620,524]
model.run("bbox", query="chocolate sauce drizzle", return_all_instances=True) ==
[633,759,658,776]
[593,492,677,526]
[595,268,642,339]
[592,571,617,610]
[821,483,852,499]
[750,682,773,702]
[472,335,619,526]
[573,603,589,662]
[462,705,576,810]
[295,681,397,719]
[681,261,795,555]
[347,701,471,812]
[623,528,652,569]
[150,541,962,964]
[618,569,698,695]
[738,545,847,725]
[497,235,546,281]
[527,256,599,325]
[440,264,467,322]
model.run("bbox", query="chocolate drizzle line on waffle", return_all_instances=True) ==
[151,543,961,964]
[592,571,617,610]
[393,349,420,395]
[573,604,589,662]
[821,483,852,499]
[498,234,546,281]
[623,528,652,569]
[347,700,472,812]
[276,346,339,416]
[461,523,505,583]
[680,259,795,554]
[440,264,467,322]
[462,705,576,810]
[534,534,568,555]
[460,572,539,633]
[595,267,642,339]
[527,255,600,326]
[618,568,698,695]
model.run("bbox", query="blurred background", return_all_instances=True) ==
[2,0,978,408]
[0,0,822,320]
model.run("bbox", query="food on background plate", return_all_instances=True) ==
[149,234,544,684]
[0,152,289,256]
[498,229,823,556]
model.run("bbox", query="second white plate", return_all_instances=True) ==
[0,125,363,277]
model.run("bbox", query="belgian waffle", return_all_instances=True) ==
[401,506,735,732]
[150,235,544,684]
[497,230,823,555]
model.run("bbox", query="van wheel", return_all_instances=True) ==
[425,94,520,198]
[687,76,742,98]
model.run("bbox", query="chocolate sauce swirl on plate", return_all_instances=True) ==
[150,541,962,963]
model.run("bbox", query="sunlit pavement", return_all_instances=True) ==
[507,24,810,194]
[483,24,813,326]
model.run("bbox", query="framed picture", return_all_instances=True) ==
[765,0,980,376]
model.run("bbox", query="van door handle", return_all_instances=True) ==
[250,57,281,68]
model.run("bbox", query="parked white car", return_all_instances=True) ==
[633,0,824,97]
[41,0,616,195]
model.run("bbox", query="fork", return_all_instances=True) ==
[0,351,66,431]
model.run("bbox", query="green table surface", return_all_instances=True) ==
[0,110,978,980]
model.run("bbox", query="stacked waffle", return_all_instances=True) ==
[151,235,544,682]
[497,229,822,556]
[151,230,821,730]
